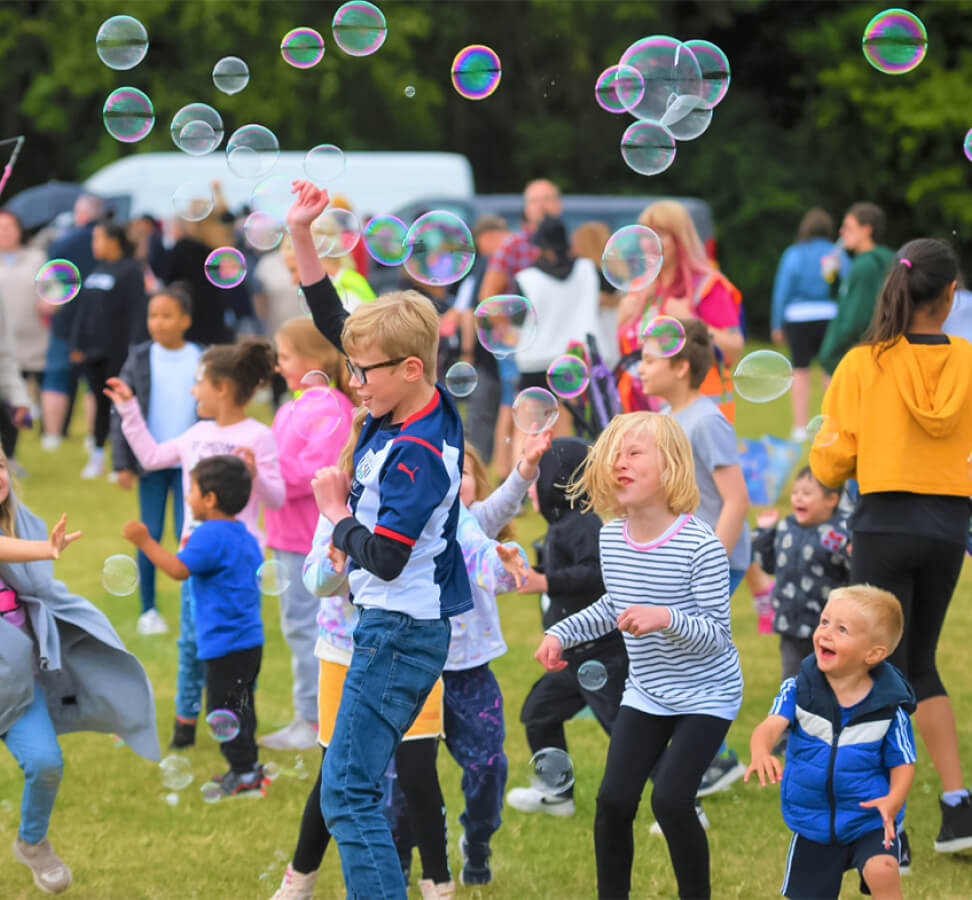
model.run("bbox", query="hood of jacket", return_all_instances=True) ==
[536,437,590,523]
[799,655,917,720]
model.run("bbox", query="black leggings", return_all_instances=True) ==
[292,738,449,882]
[595,706,730,900]
[850,531,965,701]
[83,358,114,449]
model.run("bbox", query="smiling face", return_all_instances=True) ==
[612,427,666,513]
[191,368,226,420]
[275,334,318,394]
[345,341,419,420]
[814,592,886,676]
[790,473,839,526]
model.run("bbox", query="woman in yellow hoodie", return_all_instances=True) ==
[811,238,972,857]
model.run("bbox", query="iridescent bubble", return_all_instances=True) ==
[103,87,154,143]
[250,175,293,223]
[601,225,664,292]
[203,247,247,289]
[35,259,81,306]
[281,27,325,69]
[546,355,589,399]
[102,554,139,597]
[807,414,839,448]
[332,1,387,57]
[619,36,703,124]
[404,211,476,286]
[159,754,193,791]
[243,211,285,252]
[451,45,502,100]
[445,361,478,398]
[205,709,241,743]
[212,56,250,95]
[684,39,731,109]
[304,144,346,184]
[862,9,927,75]
[665,102,713,142]
[201,782,222,804]
[226,125,280,178]
[512,387,559,434]
[363,215,410,266]
[312,208,361,258]
[577,659,608,691]
[96,15,148,71]
[404,85,416,98]
[474,295,537,359]
[171,181,215,223]
[170,103,224,156]
[529,747,575,796]
[257,559,291,596]
[733,350,794,403]
[964,128,972,164]
[291,382,345,441]
[641,315,687,359]
[300,369,330,389]
[621,121,676,176]
[595,65,645,114]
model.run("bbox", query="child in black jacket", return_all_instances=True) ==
[506,437,627,816]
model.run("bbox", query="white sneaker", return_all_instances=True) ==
[650,802,710,835]
[80,457,104,480]
[270,864,317,900]
[505,786,575,816]
[259,719,319,751]
[137,608,169,636]
[40,434,61,452]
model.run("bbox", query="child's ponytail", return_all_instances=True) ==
[202,337,276,406]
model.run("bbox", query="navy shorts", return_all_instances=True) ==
[781,828,901,899]
[783,319,831,369]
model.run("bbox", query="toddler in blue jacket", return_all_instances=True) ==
[745,584,916,900]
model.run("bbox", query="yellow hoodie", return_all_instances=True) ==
[810,336,972,496]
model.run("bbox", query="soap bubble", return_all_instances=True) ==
[595,65,645,114]
[226,125,280,179]
[641,315,687,359]
[102,88,154,143]
[304,144,346,184]
[291,378,345,441]
[257,559,291,596]
[96,15,148,70]
[684,39,731,108]
[102,554,139,597]
[300,369,330,389]
[403,211,476,286]
[512,388,559,434]
[170,103,223,156]
[475,295,537,359]
[445,361,478,398]
[243,211,285,251]
[201,782,222,804]
[171,181,215,222]
[404,85,416,98]
[363,215,410,266]
[159,754,193,791]
[203,247,247,289]
[664,101,713,141]
[862,9,927,75]
[263,761,281,782]
[451,45,502,100]
[733,350,794,403]
[601,225,664,292]
[807,414,839,448]
[964,128,972,164]
[35,260,81,306]
[250,175,293,223]
[281,27,325,68]
[212,56,250,95]
[546,355,589,399]
[332,1,387,57]
[311,208,361,258]
[205,709,241,743]
[164,792,179,807]
[529,747,574,796]
[619,36,703,123]
[621,121,676,176]
[577,659,608,691]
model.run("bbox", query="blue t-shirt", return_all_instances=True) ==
[147,342,201,442]
[177,519,264,660]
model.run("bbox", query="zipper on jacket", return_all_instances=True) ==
[826,723,841,843]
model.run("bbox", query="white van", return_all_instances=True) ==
[83,151,475,221]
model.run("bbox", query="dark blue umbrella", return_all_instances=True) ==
[4,181,84,229]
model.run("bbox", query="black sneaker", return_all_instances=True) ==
[459,834,491,886]
[696,749,746,797]
[217,766,266,798]
[935,794,972,853]
[899,828,911,875]
[169,719,196,749]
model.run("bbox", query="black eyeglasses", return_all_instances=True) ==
[345,357,407,385]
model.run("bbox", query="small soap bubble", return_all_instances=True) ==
[601,225,664,293]
[363,215,410,266]
[226,125,280,179]
[205,709,241,743]
[201,782,222,804]
[312,208,361,258]
[304,144,346,184]
[621,121,676,176]
[512,388,559,435]
[862,9,927,75]
[281,27,325,68]
[103,87,154,143]
[96,15,148,70]
[243,211,285,252]
[594,64,645,114]
[451,45,502,100]
[164,792,179,807]
[35,259,81,306]
[263,761,281,782]
[807,414,839,448]
[577,659,608,691]
[546,355,589,399]
[102,554,139,597]
[172,181,215,223]
[684,39,731,109]
[964,128,972,164]
[529,747,574,796]
[404,85,416,98]
[291,381,345,441]
[332,1,387,57]
[250,175,293,223]
[170,103,224,156]
[212,56,249,95]
[257,559,291,596]
[733,350,794,403]
[300,369,330,389]
[403,211,475,286]
[474,295,537,358]
[159,754,193,791]
[641,315,687,359]
[111,734,126,748]
[445,361,478,398]
[204,247,247,289]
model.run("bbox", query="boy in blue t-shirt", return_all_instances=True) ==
[123,454,265,797]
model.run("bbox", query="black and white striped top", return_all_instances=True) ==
[547,515,743,718]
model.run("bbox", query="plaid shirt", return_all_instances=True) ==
[486,230,541,291]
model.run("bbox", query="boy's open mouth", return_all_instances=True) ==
[817,646,836,659]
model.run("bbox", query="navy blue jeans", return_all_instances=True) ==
[136,467,184,614]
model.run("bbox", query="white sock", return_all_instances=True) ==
[942,788,969,807]
[89,446,104,461]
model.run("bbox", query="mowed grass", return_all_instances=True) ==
[2,359,972,899]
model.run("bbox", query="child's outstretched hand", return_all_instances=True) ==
[122,520,150,547]
[517,567,548,594]
[49,514,82,559]
[859,794,897,849]
[518,429,553,480]
[617,605,671,637]
[287,181,330,229]
[756,508,779,528]
[744,751,783,788]
[497,543,527,588]
[104,377,134,406]
[233,447,257,478]
[535,634,567,671]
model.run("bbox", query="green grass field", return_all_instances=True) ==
[2,364,972,899]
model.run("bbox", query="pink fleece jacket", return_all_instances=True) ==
[265,391,355,554]
[118,398,285,549]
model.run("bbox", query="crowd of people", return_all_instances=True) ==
[0,173,971,900]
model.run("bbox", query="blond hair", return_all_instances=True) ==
[571,220,611,263]
[464,443,514,542]
[568,412,698,520]
[0,447,17,537]
[830,584,904,653]
[638,200,712,299]
[338,406,369,477]
[341,290,439,384]
[275,317,352,399]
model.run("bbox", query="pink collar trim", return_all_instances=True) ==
[622,514,689,551]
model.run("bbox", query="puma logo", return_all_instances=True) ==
[397,462,419,483]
